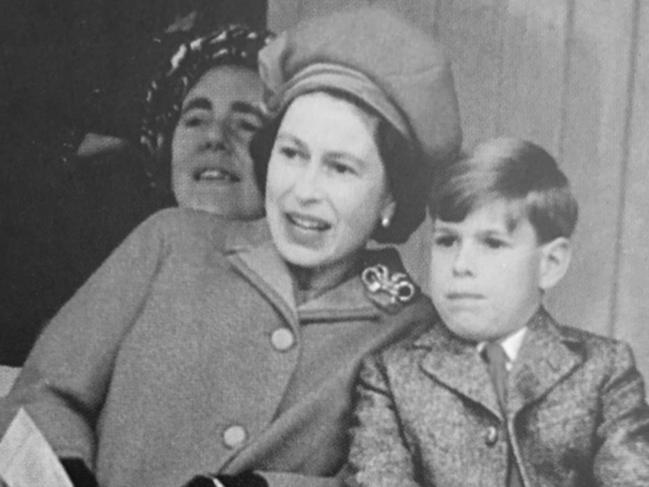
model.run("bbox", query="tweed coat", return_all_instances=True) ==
[349,308,649,487]
[0,208,433,487]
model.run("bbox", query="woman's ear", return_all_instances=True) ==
[538,237,572,291]
[380,196,397,228]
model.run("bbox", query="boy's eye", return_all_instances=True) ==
[433,235,456,247]
[483,237,507,249]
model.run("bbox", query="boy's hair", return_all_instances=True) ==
[429,137,578,243]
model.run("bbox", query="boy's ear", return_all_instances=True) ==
[538,237,571,291]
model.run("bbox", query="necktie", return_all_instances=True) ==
[483,342,524,487]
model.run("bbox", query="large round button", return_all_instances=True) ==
[484,425,499,446]
[223,425,247,449]
[270,328,295,352]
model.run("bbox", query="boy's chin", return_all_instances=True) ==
[444,320,517,344]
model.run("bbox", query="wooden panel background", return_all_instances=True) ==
[268,0,649,384]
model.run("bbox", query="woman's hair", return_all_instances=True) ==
[250,89,431,244]
[429,137,578,243]
[139,24,273,194]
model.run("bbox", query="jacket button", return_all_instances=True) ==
[270,328,295,351]
[223,425,247,449]
[484,425,499,446]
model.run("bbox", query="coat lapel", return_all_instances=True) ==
[416,323,503,419]
[298,276,379,323]
[508,308,584,416]
[224,220,299,330]
[223,220,387,330]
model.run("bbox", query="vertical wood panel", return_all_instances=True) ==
[545,0,636,337]
[498,0,569,154]
[436,0,505,147]
[616,0,649,382]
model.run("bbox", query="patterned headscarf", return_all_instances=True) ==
[139,24,273,174]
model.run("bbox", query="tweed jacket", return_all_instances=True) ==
[348,308,649,487]
[0,208,433,487]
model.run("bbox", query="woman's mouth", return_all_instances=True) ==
[193,168,240,183]
[286,212,331,231]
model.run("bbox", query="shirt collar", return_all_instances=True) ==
[477,326,528,367]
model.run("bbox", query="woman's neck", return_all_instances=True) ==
[290,252,362,304]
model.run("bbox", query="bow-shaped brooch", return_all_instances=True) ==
[361,263,417,312]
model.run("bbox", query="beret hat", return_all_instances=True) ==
[258,5,462,165]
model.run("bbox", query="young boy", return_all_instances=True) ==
[348,137,649,487]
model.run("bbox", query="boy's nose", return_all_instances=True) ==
[452,244,475,276]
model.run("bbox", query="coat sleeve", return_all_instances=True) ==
[593,341,649,486]
[0,209,172,468]
[345,354,422,487]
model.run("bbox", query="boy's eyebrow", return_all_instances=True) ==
[431,222,457,233]
[476,228,510,238]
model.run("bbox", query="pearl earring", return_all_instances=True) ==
[381,215,391,228]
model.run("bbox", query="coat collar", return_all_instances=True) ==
[223,219,416,329]
[507,308,583,414]
[414,307,585,418]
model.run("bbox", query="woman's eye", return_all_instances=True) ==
[232,116,261,134]
[278,146,299,159]
[182,113,208,128]
[328,161,357,176]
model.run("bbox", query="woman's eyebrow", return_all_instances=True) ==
[181,97,212,114]
[276,133,307,151]
[231,101,265,119]
[328,151,368,169]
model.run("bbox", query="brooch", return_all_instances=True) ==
[361,263,417,312]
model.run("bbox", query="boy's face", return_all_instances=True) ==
[430,199,548,342]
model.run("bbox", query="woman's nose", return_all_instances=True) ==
[292,163,323,202]
[203,119,228,151]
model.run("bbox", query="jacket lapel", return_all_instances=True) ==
[416,323,503,419]
[508,308,584,416]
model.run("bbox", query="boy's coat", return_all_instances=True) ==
[351,308,649,487]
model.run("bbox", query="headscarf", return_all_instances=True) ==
[139,24,273,188]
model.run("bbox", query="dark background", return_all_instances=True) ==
[0,0,268,365]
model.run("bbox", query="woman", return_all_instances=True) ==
[0,24,272,367]
[139,23,272,218]
[0,6,461,487]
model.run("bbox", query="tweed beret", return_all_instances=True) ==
[258,5,462,164]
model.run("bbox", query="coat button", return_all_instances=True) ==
[270,328,295,351]
[484,425,499,446]
[223,425,247,449]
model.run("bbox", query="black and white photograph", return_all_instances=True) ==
[0,1,648,486]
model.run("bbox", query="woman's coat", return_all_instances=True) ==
[0,208,432,487]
